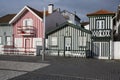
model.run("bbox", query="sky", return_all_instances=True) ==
[0,0,120,21]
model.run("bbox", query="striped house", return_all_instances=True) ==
[9,6,46,55]
[46,22,91,57]
[87,10,115,59]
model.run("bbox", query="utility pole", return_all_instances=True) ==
[42,8,46,61]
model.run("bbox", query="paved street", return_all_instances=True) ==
[0,55,120,80]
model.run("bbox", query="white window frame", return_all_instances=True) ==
[23,18,33,26]
[51,37,57,46]
[96,20,105,29]
[6,36,11,45]
[79,36,86,46]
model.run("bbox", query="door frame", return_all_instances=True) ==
[92,41,110,59]
[64,36,72,57]
[25,39,30,50]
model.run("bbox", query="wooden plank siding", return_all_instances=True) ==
[47,23,91,57]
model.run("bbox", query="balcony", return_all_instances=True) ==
[17,26,35,36]
[92,29,111,38]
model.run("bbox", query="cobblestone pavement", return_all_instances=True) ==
[0,55,120,80]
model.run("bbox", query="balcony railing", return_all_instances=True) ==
[92,29,111,37]
[17,26,35,36]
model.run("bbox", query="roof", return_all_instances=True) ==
[0,14,16,23]
[46,22,91,35]
[9,6,49,24]
[87,9,115,16]
[27,6,44,18]
[27,6,50,18]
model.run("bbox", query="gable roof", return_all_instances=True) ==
[46,22,91,35]
[0,14,16,23]
[87,9,115,16]
[9,6,45,24]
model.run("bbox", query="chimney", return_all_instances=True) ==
[48,4,54,14]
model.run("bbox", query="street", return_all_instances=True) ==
[0,55,120,80]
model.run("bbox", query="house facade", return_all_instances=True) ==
[9,6,44,55]
[87,10,115,59]
[0,14,15,54]
[0,4,81,56]
[46,22,91,57]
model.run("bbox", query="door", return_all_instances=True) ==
[64,37,71,56]
[25,39,30,49]
[93,42,110,59]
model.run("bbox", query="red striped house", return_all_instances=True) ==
[9,6,46,55]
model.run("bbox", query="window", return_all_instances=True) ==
[79,36,86,46]
[51,37,57,46]
[23,19,33,26]
[0,37,2,44]
[5,36,11,45]
[96,20,105,29]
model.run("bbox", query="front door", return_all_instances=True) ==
[25,39,30,50]
[64,37,71,56]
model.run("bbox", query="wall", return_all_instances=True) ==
[114,42,120,59]
[0,25,13,45]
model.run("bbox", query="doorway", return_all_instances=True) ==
[64,37,72,56]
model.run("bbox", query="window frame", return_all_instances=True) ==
[23,18,33,26]
[96,19,105,29]
[51,37,58,46]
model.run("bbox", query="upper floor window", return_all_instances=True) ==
[96,20,105,29]
[23,18,33,26]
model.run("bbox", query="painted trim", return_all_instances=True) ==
[9,6,43,24]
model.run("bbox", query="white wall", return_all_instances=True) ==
[84,24,89,30]
[15,38,22,47]
[0,45,3,54]
[33,38,42,48]
[114,42,120,59]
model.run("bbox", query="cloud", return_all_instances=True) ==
[0,0,119,21]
